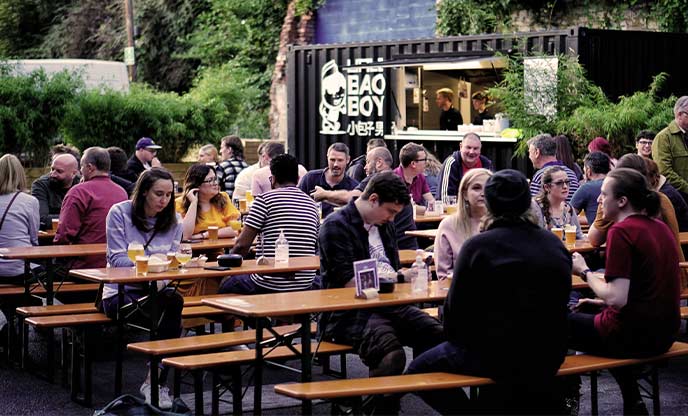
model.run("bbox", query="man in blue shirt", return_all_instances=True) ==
[571,152,610,225]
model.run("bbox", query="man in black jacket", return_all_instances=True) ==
[319,172,443,382]
[408,169,572,414]
[31,153,80,230]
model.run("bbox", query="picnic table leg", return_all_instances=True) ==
[651,365,660,415]
[590,371,599,416]
[45,260,54,305]
[253,317,264,415]
[148,281,160,408]
[299,314,312,415]
[115,284,124,396]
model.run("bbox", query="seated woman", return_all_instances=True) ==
[533,165,583,239]
[197,144,220,165]
[175,164,239,295]
[102,168,183,409]
[434,168,492,280]
[571,168,680,414]
[0,154,40,337]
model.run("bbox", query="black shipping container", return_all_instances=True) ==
[287,27,688,171]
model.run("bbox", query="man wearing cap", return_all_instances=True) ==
[125,137,162,182]
[471,91,492,125]
[408,169,571,414]
[436,88,462,131]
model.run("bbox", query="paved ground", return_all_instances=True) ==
[1,324,687,415]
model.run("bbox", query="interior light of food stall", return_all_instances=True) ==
[422,56,507,71]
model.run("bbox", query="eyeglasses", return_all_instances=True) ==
[637,140,653,146]
[202,177,218,185]
[145,148,157,154]
[551,179,570,187]
[415,158,428,163]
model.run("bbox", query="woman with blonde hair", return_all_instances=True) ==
[198,144,220,165]
[434,168,492,280]
[424,150,443,196]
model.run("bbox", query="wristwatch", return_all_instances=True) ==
[581,268,591,282]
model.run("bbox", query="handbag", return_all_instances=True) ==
[93,394,191,416]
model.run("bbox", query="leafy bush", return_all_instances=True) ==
[61,83,232,163]
[0,65,81,165]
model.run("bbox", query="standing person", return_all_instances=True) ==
[408,169,571,414]
[198,144,220,165]
[653,96,688,203]
[217,135,249,199]
[319,172,444,412]
[554,134,584,181]
[346,138,387,183]
[436,88,462,130]
[636,130,655,158]
[570,168,680,414]
[219,154,319,294]
[0,155,40,337]
[299,142,358,218]
[528,133,580,201]
[394,142,434,214]
[125,137,163,182]
[233,141,268,202]
[31,153,79,230]
[54,147,128,269]
[470,91,492,125]
[533,166,583,239]
[571,152,610,226]
[434,168,492,280]
[436,133,493,202]
[103,168,183,409]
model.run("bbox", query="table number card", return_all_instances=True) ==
[354,259,379,298]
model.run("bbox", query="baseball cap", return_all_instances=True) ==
[135,137,162,150]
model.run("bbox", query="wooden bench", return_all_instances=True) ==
[0,282,100,297]
[275,342,688,416]
[162,341,352,415]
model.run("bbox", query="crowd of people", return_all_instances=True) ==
[1,96,687,414]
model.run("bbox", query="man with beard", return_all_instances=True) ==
[31,153,80,230]
[298,142,358,218]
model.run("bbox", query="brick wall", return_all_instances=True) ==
[314,0,436,44]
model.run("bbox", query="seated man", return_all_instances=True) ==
[346,138,387,183]
[435,132,493,202]
[319,172,443,381]
[571,151,609,225]
[220,154,319,294]
[394,142,434,214]
[299,142,358,218]
[125,137,162,182]
[408,170,571,414]
[31,153,80,230]
[55,147,128,269]
[528,133,579,202]
[251,141,308,197]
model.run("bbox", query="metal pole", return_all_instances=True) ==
[123,0,136,82]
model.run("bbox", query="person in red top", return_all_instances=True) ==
[571,168,681,414]
[54,147,128,269]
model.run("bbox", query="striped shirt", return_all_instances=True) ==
[217,157,249,199]
[246,186,320,291]
[530,161,580,202]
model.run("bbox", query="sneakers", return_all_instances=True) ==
[140,381,173,410]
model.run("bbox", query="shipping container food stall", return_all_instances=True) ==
[287,27,688,172]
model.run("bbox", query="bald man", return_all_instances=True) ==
[31,153,80,230]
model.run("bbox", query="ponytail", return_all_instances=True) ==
[607,168,660,217]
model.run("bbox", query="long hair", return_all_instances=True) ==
[199,144,220,164]
[424,150,442,177]
[0,154,26,195]
[606,168,660,218]
[181,164,226,215]
[130,168,177,232]
[535,166,567,228]
[553,135,578,174]
[452,168,492,238]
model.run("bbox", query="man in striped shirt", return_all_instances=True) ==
[219,154,319,294]
[528,133,580,202]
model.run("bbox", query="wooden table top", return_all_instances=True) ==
[405,229,438,239]
[414,213,448,224]
[680,232,688,245]
[70,255,320,284]
[0,238,237,260]
[202,281,447,318]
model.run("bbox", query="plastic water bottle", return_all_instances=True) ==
[274,229,289,266]
[411,249,428,293]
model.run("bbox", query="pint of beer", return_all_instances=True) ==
[207,225,219,240]
[136,255,150,275]
[51,219,60,232]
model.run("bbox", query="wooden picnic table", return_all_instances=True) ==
[414,213,448,224]
[70,255,319,403]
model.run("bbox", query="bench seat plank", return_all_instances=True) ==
[162,342,351,370]
[25,313,112,328]
[0,283,100,296]
[17,303,98,317]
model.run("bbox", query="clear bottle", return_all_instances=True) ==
[411,249,428,293]
[274,229,289,266]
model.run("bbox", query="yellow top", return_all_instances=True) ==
[175,192,240,234]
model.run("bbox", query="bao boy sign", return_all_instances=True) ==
[319,58,386,137]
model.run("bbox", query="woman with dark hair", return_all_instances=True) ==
[107,146,135,196]
[644,157,688,232]
[176,163,240,241]
[103,167,183,409]
[533,166,583,239]
[588,136,617,168]
[217,135,249,199]
[571,168,680,414]
[554,135,583,181]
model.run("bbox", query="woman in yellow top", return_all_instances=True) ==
[176,164,240,240]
